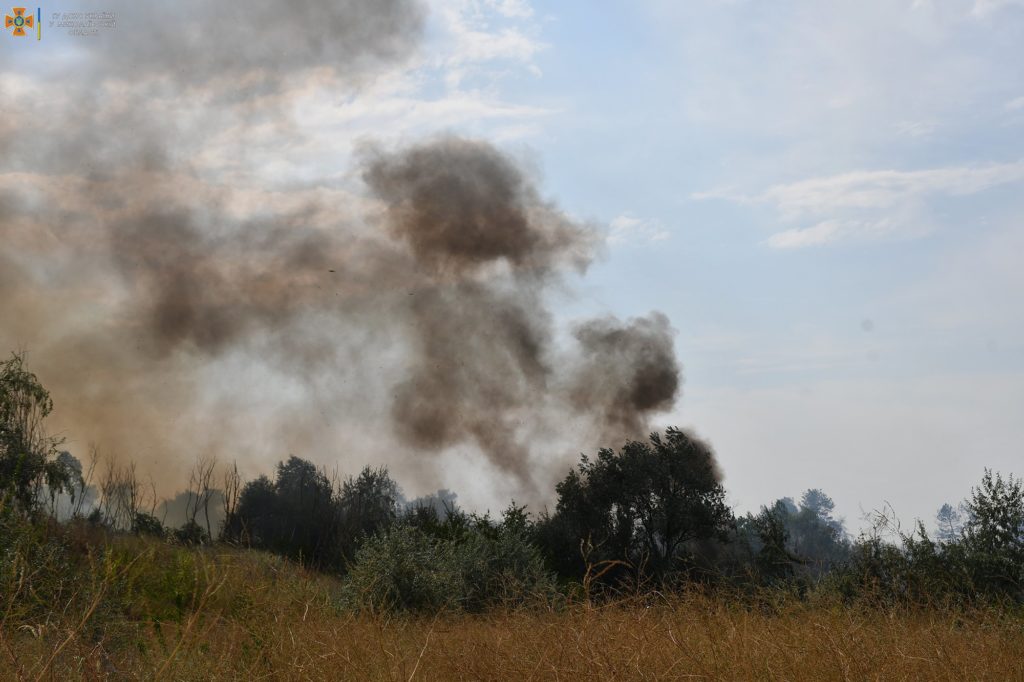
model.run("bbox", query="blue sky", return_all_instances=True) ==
[2,0,1022,528]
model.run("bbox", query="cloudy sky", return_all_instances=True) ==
[2,0,1022,528]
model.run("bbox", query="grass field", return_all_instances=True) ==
[3,536,1023,681]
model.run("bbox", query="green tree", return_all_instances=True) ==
[230,457,339,567]
[960,469,1024,596]
[787,489,850,574]
[338,466,401,553]
[0,352,73,513]
[271,456,337,565]
[748,501,798,583]
[539,427,732,584]
[935,502,963,543]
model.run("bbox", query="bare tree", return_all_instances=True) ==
[98,454,120,528]
[221,460,241,542]
[186,455,217,540]
[71,445,100,519]
[97,454,152,531]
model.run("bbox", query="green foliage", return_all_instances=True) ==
[935,502,963,543]
[960,470,1024,598]
[343,523,452,612]
[228,458,401,572]
[747,502,799,584]
[122,547,201,622]
[3,348,1023,615]
[538,428,733,585]
[344,510,557,613]
[828,473,1024,605]
[1,502,75,623]
[0,353,73,513]
[337,465,401,556]
[132,512,166,538]
[228,458,339,566]
[736,490,851,584]
[834,521,957,604]
[173,519,209,546]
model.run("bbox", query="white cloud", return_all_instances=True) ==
[760,162,1024,218]
[765,217,917,249]
[485,0,534,19]
[429,0,545,87]
[1006,95,1024,111]
[607,213,671,245]
[765,220,845,249]
[972,0,1024,15]
[895,120,938,137]
[698,161,1024,248]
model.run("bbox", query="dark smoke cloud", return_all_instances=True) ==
[569,313,681,444]
[0,0,695,503]
[361,136,592,480]
[109,208,338,356]
[359,138,681,483]
[94,0,425,90]
[0,0,430,486]
[389,283,552,480]
[363,136,593,276]
[0,136,689,497]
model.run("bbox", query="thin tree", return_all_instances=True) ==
[221,460,242,541]
[186,455,217,540]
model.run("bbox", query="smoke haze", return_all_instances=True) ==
[0,0,695,505]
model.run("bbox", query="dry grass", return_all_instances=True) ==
[167,600,1024,681]
[3,523,1023,680]
[3,541,1023,681]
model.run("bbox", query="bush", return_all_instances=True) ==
[825,471,1024,606]
[343,521,556,613]
[174,519,210,546]
[343,524,453,612]
[132,512,166,538]
[0,503,92,626]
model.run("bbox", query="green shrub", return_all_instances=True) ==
[343,522,556,613]
[174,519,210,546]
[132,512,166,538]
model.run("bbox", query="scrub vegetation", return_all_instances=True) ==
[3,351,1023,680]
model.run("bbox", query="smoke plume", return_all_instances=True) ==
[92,0,426,90]
[363,137,592,276]
[0,0,694,503]
[568,313,681,444]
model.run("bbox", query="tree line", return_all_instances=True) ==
[2,351,1022,610]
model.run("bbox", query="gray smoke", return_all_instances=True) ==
[356,137,683,482]
[93,0,426,90]
[361,137,590,480]
[0,0,691,501]
[363,136,592,276]
[568,312,681,444]
[109,207,340,356]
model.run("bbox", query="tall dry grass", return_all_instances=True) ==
[147,597,1024,680]
[3,535,1023,681]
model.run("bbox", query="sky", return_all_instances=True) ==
[2,0,1022,530]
